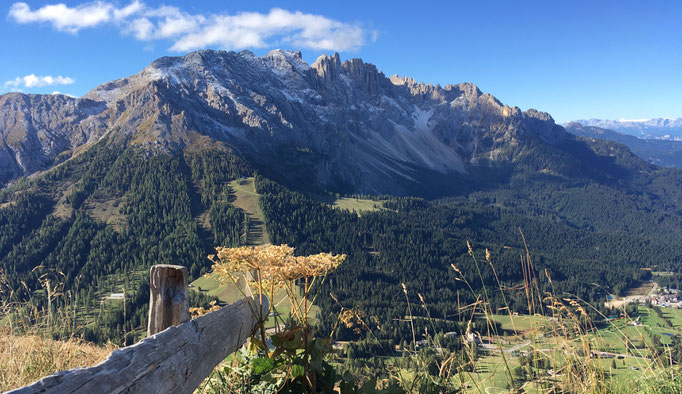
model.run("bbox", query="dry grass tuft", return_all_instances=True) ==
[0,328,115,392]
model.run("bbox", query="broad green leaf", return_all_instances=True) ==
[251,357,275,375]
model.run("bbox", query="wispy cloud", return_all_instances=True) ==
[8,1,369,52]
[5,74,75,89]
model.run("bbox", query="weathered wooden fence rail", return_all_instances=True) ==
[9,265,266,394]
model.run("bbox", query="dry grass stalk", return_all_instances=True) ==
[0,327,115,392]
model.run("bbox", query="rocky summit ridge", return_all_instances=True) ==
[1,49,568,194]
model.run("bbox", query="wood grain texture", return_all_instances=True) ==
[9,296,267,394]
[147,265,190,336]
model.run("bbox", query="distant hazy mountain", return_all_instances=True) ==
[565,122,682,168]
[571,118,682,140]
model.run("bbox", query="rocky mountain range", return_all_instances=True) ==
[1,49,569,194]
[570,118,682,140]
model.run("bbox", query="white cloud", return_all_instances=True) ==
[113,0,143,21]
[9,2,114,33]
[8,2,370,52]
[169,8,365,52]
[127,17,154,40]
[5,74,75,88]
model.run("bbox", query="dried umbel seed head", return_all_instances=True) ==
[339,307,371,333]
[209,244,346,286]
[211,244,295,273]
[278,253,345,281]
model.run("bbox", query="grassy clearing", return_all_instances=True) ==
[84,193,128,232]
[662,308,682,328]
[488,313,550,334]
[308,192,385,216]
[51,182,76,219]
[331,197,384,215]
[228,177,270,245]
[191,275,244,303]
[653,271,675,277]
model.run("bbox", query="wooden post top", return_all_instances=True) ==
[147,265,190,337]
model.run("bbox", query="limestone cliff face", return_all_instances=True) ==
[0,49,568,193]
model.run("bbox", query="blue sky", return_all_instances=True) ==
[2,0,681,123]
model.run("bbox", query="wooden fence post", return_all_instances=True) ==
[147,264,190,336]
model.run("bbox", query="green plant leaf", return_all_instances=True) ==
[291,364,305,378]
[251,357,275,375]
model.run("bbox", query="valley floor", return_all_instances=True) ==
[399,304,682,391]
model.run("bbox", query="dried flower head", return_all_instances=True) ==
[208,244,345,287]
[277,252,345,281]
[190,301,220,318]
[339,309,356,328]
[339,307,370,333]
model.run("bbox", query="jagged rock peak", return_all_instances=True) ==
[312,52,341,71]
[263,49,309,74]
[265,49,303,60]
[445,82,482,98]
[311,52,342,85]
[341,58,383,95]
[524,108,554,123]
[389,74,421,87]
